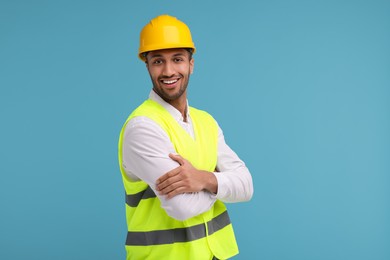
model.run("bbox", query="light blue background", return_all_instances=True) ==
[1,1,389,259]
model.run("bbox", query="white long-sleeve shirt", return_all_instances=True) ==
[122,91,253,220]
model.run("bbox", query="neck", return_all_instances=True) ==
[152,89,189,122]
[169,99,188,122]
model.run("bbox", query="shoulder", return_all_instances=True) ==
[121,100,169,133]
[124,115,168,139]
[130,100,164,117]
[120,102,169,141]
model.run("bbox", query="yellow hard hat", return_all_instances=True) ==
[138,15,196,61]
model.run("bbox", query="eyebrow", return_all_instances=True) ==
[148,52,186,59]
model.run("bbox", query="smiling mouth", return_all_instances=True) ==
[160,78,180,87]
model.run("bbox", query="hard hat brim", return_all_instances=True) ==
[139,45,196,61]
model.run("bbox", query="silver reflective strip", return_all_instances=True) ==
[207,210,230,236]
[126,211,231,246]
[125,186,156,207]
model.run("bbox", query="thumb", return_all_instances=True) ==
[169,153,185,165]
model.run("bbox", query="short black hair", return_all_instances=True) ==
[143,48,194,63]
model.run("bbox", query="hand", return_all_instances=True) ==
[156,153,217,199]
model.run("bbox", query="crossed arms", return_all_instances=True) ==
[122,116,253,220]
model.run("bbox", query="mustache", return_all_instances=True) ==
[158,74,182,80]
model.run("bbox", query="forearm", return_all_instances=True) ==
[199,170,218,194]
[126,152,218,221]
[123,117,218,220]
[214,166,253,202]
[161,190,216,220]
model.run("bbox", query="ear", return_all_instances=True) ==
[145,60,149,71]
[190,58,194,74]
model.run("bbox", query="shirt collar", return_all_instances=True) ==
[149,90,190,122]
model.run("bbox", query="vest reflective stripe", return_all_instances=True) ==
[125,186,156,207]
[126,211,231,246]
[207,211,231,236]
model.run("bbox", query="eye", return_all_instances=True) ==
[152,59,163,65]
[173,57,184,63]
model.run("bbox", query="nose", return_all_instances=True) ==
[162,60,175,77]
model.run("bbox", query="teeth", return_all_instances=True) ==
[163,79,178,84]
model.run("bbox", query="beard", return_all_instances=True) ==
[151,72,190,103]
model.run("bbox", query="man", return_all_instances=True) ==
[118,14,253,260]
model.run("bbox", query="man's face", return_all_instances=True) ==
[146,48,194,104]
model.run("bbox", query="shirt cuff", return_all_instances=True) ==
[212,171,228,200]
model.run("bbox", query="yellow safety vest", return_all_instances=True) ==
[118,100,238,260]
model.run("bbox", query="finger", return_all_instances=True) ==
[165,186,187,199]
[156,171,183,191]
[169,153,185,165]
[158,178,182,195]
[156,166,180,185]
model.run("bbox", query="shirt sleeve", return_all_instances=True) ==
[213,124,254,203]
[122,116,217,221]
